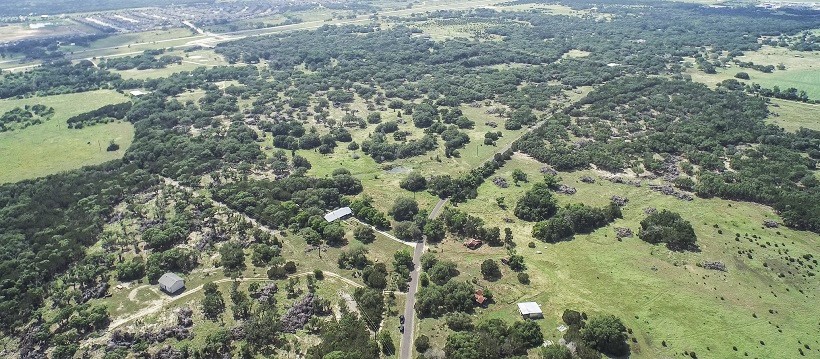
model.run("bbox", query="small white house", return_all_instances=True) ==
[324,207,352,222]
[158,273,185,294]
[517,302,543,319]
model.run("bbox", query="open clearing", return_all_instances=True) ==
[767,98,820,132]
[419,154,819,358]
[0,90,133,183]
[687,45,820,99]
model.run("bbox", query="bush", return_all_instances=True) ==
[540,344,572,359]
[514,183,558,222]
[638,210,697,251]
[581,315,630,357]
[313,269,324,280]
[480,259,501,280]
[415,334,430,353]
[268,266,287,279]
[445,312,474,331]
[562,309,583,327]
[517,272,530,284]
[400,172,427,192]
[389,197,419,221]
[735,72,750,80]
[284,261,297,274]
[354,225,376,244]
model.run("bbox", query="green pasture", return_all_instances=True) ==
[767,98,820,132]
[687,45,820,99]
[0,90,133,183]
[421,155,819,358]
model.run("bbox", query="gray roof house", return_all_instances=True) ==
[517,302,543,319]
[324,207,352,222]
[158,273,185,294]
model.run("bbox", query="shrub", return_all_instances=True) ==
[284,261,297,274]
[638,210,697,251]
[415,334,430,353]
[581,315,630,357]
[480,259,501,280]
[517,272,530,284]
[445,312,474,331]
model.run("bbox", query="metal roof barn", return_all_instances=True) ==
[324,207,352,222]
[158,272,185,294]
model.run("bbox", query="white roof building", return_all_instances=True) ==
[129,90,148,97]
[324,207,352,222]
[517,302,543,319]
[158,272,185,294]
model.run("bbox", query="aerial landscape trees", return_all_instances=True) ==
[0,0,818,358]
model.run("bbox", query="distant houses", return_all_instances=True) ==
[517,302,543,319]
[158,273,185,294]
[324,207,352,222]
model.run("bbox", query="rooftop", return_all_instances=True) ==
[517,302,543,315]
[324,207,352,222]
[158,272,183,286]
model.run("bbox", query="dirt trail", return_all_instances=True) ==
[109,270,361,329]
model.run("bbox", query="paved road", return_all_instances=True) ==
[428,198,449,220]
[3,0,502,72]
[398,197,449,359]
[399,242,425,359]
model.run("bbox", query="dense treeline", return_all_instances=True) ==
[445,318,543,358]
[0,104,53,131]
[99,50,183,71]
[0,163,156,333]
[66,102,131,128]
[532,203,622,243]
[428,149,514,203]
[0,60,121,99]
[213,174,362,231]
[516,77,820,233]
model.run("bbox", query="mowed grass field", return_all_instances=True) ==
[419,154,819,358]
[0,90,134,183]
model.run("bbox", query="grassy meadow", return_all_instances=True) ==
[416,154,819,358]
[0,90,133,183]
[767,98,820,132]
[687,45,820,99]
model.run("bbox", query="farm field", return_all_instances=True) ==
[423,154,819,359]
[0,90,133,183]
